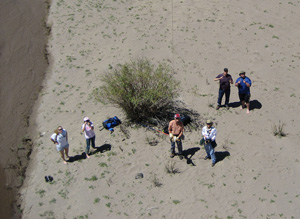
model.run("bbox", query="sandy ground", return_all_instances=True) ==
[0,0,47,217]
[20,0,300,218]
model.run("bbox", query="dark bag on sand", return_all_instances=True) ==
[102,116,121,131]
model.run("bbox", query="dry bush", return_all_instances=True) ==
[272,121,287,138]
[165,160,180,174]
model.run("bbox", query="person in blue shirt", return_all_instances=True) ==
[235,71,252,114]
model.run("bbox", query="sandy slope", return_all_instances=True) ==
[0,0,47,217]
[21,0,300,218]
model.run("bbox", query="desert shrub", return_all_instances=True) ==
[272,121,286,138]
[150,174,163,187]
[165,160,180,174]
[92,58,180,122]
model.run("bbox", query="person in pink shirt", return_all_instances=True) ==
[82,117,96,158]
[168,114,184,159]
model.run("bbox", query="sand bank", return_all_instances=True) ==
[0,0,48,217]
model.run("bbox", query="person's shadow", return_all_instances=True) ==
[182,147,200,166]
[91,143,112,154]
[249,100,262,111]
[67,153,86,162]
[215,151,230,164]
[229,99,262,111]
[67,144,112,163]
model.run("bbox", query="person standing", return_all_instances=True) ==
[202,120,217,167]
[50,126,70,164]
[214,68,233,110]
[235,71,252,114]
[168,114,184,159]
[82,117,96,158]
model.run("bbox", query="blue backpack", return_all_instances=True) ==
[102,116,121,132]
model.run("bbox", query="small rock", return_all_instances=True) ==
[135,173,144,179]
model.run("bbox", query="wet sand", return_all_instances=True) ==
[0,0,47,217]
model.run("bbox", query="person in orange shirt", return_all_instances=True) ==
[168,114,184,159]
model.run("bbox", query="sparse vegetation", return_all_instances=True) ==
[172,200,180,204]
[150,174,163,187]
[94,198,100,204]
[165,160,180,174]
[92,58,180,122]
[84,175,98,181]
[272,121,286,138]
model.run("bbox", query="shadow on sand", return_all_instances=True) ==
[229,99,262,111]
[215,151,230,163]
[67,144,112,163]
[182,147,200,166]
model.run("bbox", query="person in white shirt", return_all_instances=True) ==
[82,117,96,158]
[50,126,70,164]
[202,120,217,167]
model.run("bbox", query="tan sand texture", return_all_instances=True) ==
[0,0,47,217]
[20,0,300,218]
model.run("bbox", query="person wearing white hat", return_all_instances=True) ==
[82,117,96,158]
[202,120,217,167]
[168,113,184,159]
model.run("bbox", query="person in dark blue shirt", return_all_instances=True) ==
[214,68,233,110]
[235,71,252,114]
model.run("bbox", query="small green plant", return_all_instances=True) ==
[94,198,100,204]
[172,200,180,204]
[85,175,98,181]
[58,189,69,199]
[39,210,55,218]
[132,148,136,154]
[203,183,215,188]
[107,151,117,157]
[272,121,286,138]
[49,198,56,204]
[36,189,46,198]
[99,162,108,167]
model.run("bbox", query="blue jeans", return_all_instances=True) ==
[217,89,230,106]
[171,138,183,155]
[204,142,216,164]
[85,136,95,154]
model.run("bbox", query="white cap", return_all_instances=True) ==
[83,117,89,122]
